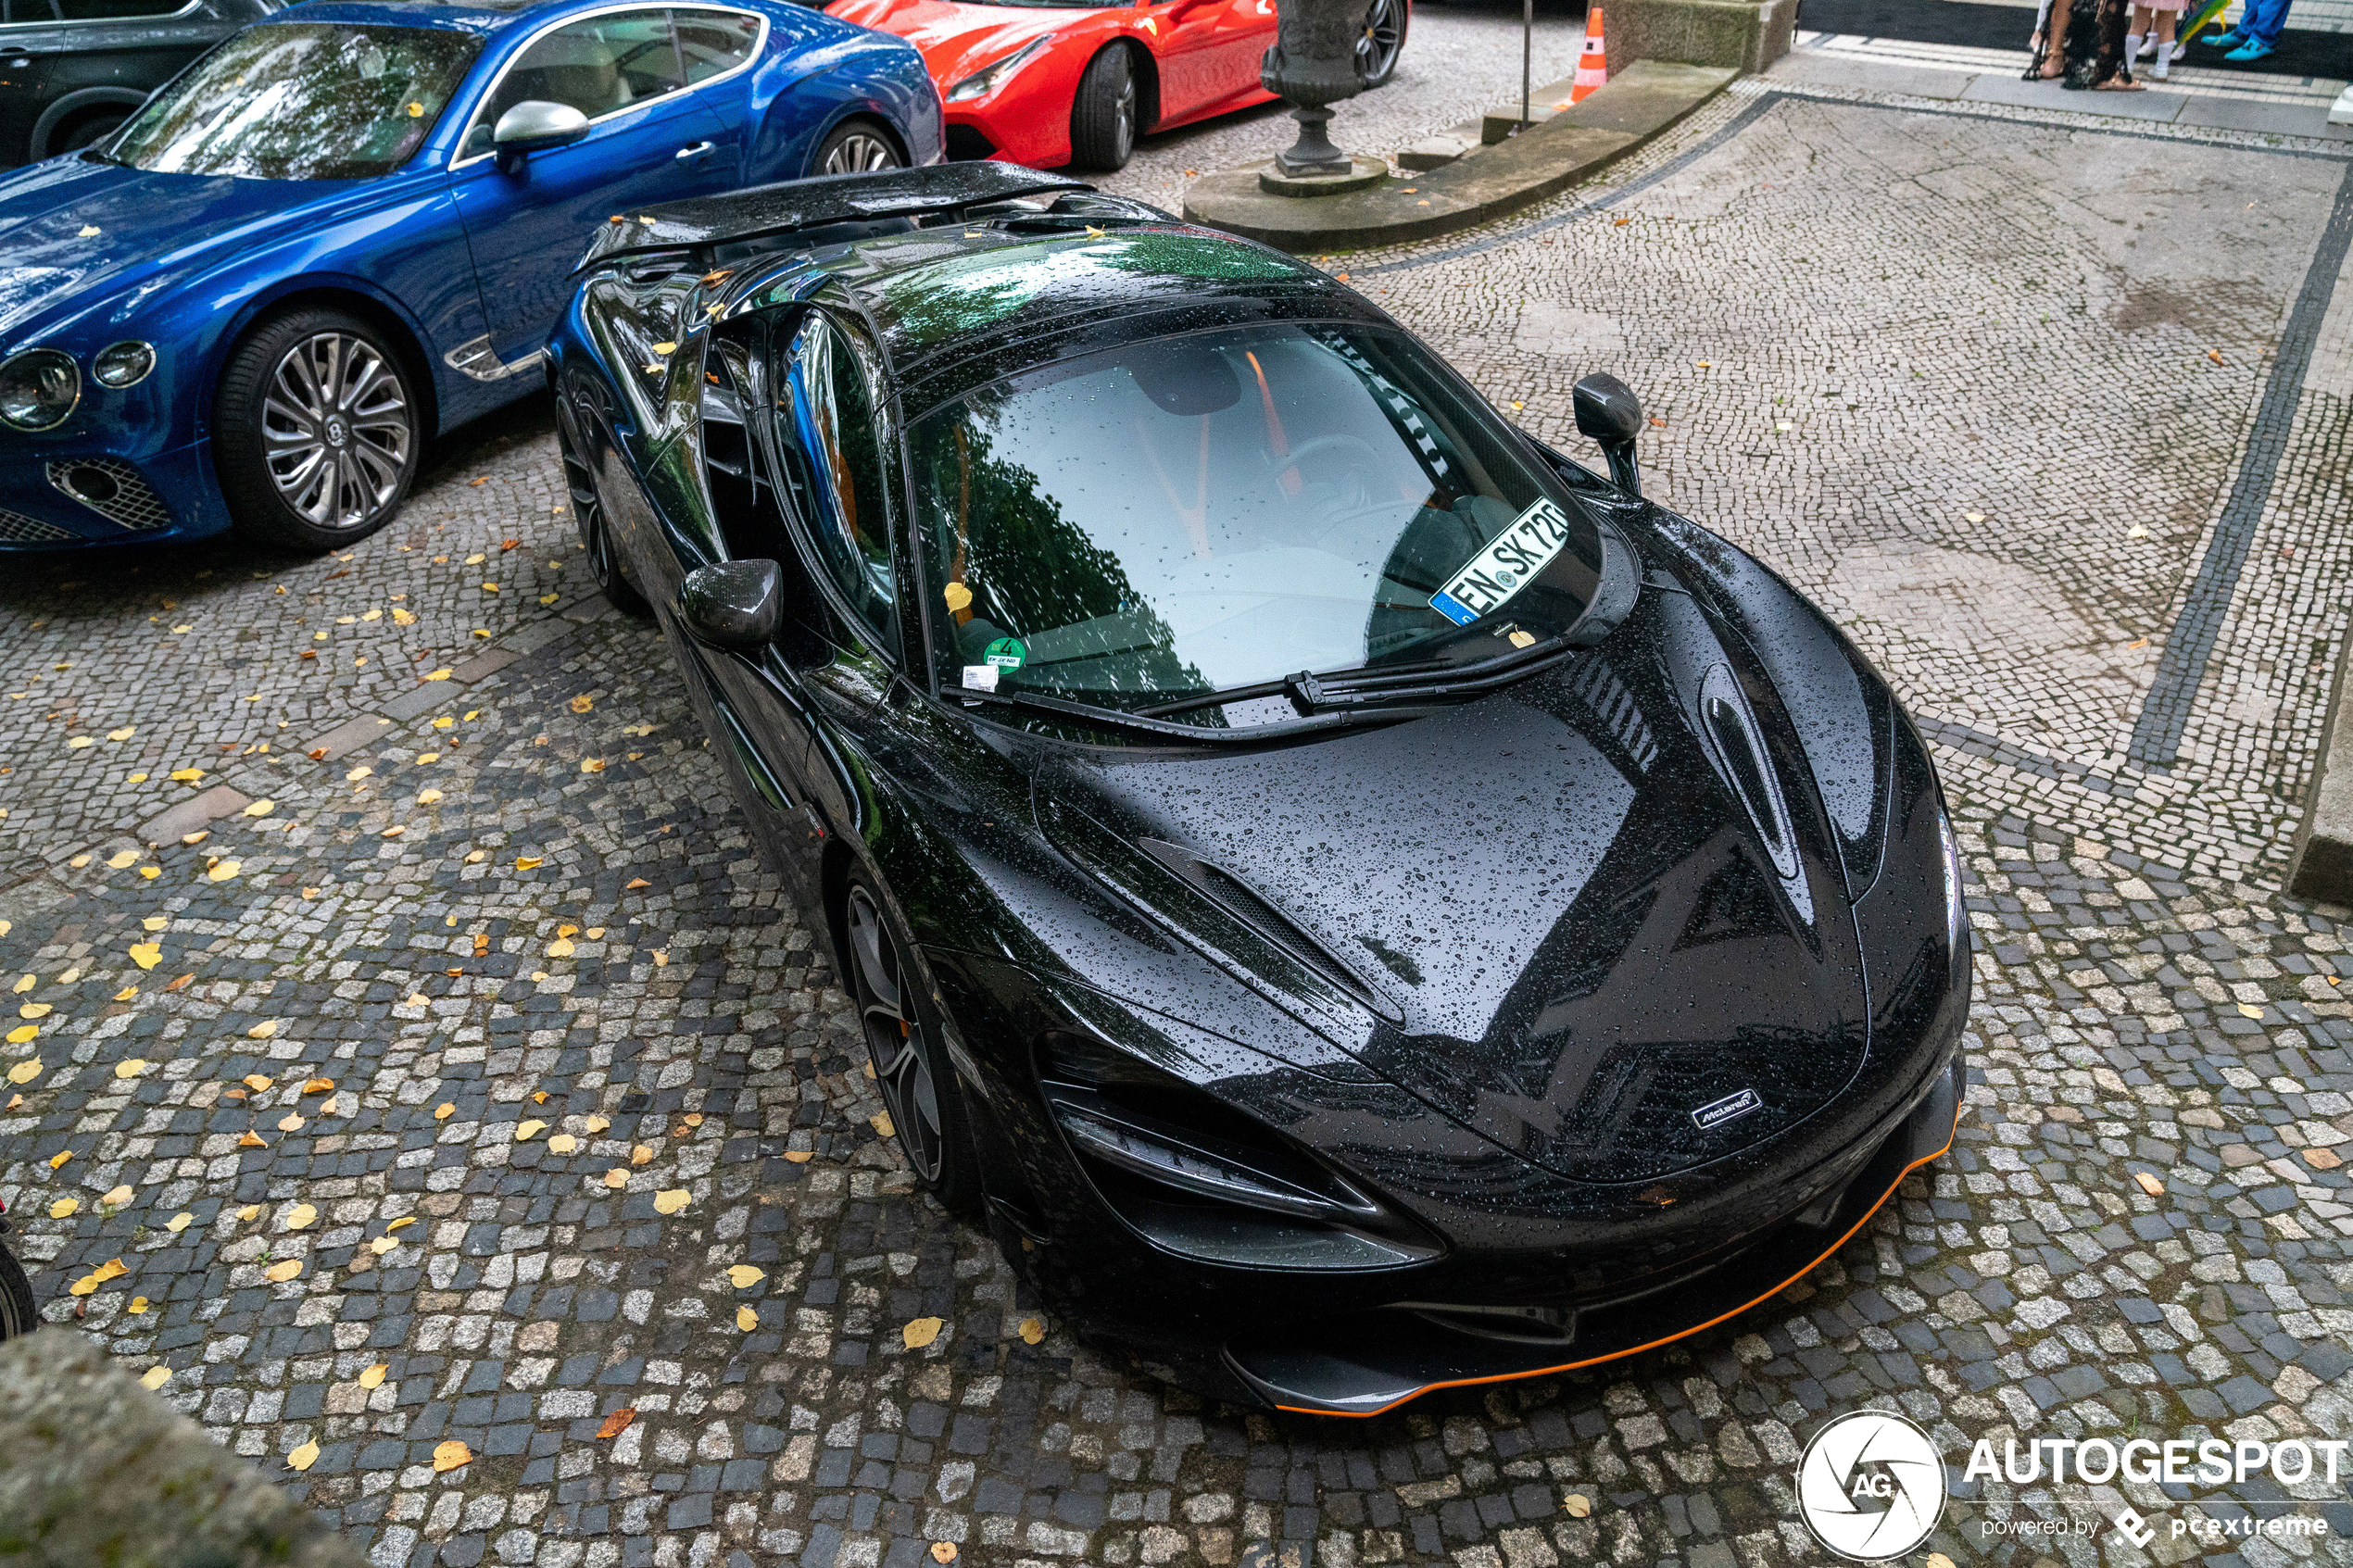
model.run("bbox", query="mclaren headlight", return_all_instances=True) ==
[947,36,1048,101]
[0,349,79,431]
[1938,809,1966,954]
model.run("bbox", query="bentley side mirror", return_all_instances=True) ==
[492,100,591,169]
[1572,371,1643,498]
[679,559,782,651]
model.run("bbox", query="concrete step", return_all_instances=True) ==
[1483,73,1591,144]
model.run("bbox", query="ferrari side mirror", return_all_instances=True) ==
[680,559,781,651]
[1572,371,1643,498]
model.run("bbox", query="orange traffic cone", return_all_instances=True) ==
[1569,7,1609,102]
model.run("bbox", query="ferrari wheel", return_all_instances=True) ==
[1356,0,1407,86]
[555,401,650,618]
[215,307,420,552]
[813,119,902,176]
[844,878,983,1215]
[0,1241,36,1340]
[1070,45,1137,171]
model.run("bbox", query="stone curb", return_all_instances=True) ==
[0,1328,366,1568]
[1180,60,1740,252]
[2289,623,2353,905]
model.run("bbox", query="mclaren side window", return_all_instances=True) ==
[774,311,901,654]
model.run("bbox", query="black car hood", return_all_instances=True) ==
[1032,586,1871,1185]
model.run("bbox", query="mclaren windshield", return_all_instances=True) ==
[911,322,1602,726]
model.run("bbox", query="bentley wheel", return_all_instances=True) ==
[554,402,650,617]
[1356,0,1407,87]
[844,878,982,1214]
[0,1242,35,1340]
[215,307,420,552]
[813,120,902,176]
[1070,45,1138,171]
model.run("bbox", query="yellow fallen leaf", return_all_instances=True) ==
[107,850,138,869]
[91,1258,128,1283]
[278,1112,305,1132]
[547,1133,577,1153]
[422,668,453,681]
[736,1303,758,1331]
[583,1114,610,1134]
[115,1059,148,1079]
[49,1198,78,1219]
[67,736,93,749]
[630,1144,653,1166]
[302,1077,332,1096]
[48,1148,71,1168]
[8,976,27,995]
[604,1168,628,1188]
[516,1119,547,1141]
[207,860,240,882]
[100,1185,132,1206]
[931,1545,958,1565]
[370,1236,396,1255]
[248,1020,277,1039]
[19,1003,49,1019]
[419,790,443,805]
[547,938,575,959]
[238,1204,260,1221]
[113,986,136,1001]
[263,1259,302,1283]
[6,1058,38,1084]
[140,1365,172,1390]
[627,878,651,890]
[141,916,167,932]
[166,1212,192,1232]
[433,1440,472,1473]
[784,1149,812,1163]
[1925,1553,1957,1568]
[1566,1494,1592,1519]
[129,944,161,970]
[902,1317,943,1350]
[243,799,274,817]
[238,1131,267,1148]
[581,759,605,773]
[872,1111,895,1138]
[598,1407,638,1438]
[434,1103,455,1120]
[107,726,134,741]
[167,768,203,783]
[139,867,159,879]
[727,1264,765,1288]
[287,1440,320,1472]
[359,1362,388,1388]
[1018,1318,1045,1345]
[283,1203,318,1230]
[128,1296,149,1314]
[652,1189,689,1214]
[386,1216,415,1232]
[570,695,594,713]
[651,951,668,967]
[2238,1003,2264,1020]
[2133,1172,2165,1197]
[242,1074,271,1091]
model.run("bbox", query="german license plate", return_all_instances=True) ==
[1428,497,1574,626]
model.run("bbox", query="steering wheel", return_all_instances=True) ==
[1268,433,1384,544]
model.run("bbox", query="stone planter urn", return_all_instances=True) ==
[1260,0,1365,176]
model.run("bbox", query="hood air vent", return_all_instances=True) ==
[1697,663,1809,919]
[1135,839,1398,1018]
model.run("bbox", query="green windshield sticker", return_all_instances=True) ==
[984,637,1027,671]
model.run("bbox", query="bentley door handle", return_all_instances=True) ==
[675,141,714,160]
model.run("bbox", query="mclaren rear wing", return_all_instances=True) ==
[575,162,1119,272]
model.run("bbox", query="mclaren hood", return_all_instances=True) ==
[1033,583,1873,1189]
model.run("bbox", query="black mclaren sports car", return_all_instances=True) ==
[544,163,1970,1416]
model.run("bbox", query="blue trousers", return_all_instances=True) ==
[2232,0,2294,45]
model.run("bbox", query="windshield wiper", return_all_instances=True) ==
[1135,634,1574,720]
[957,685,1436,742]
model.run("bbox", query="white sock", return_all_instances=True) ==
[2125,31,2145,65]
[2152,36,2171,73]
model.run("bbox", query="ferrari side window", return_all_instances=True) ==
[785,314,900,652]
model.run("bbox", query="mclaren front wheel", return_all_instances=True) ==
[843,877,983,1216]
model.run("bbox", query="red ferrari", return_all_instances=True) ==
[824,0,1406,170]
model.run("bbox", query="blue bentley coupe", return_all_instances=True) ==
[0,0,941,551]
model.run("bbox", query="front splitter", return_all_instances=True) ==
[1226,1055,1966,1417]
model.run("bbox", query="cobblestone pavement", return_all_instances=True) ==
[6,79,2353,1568]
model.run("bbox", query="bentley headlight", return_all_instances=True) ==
[93,341,155,390]
[0,349,79,431]
[947,37,1047,101]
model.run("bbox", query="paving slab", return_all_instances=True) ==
[1961,70,2194,119]
[1762,48,1977,97]
[137,783,252,845]
[298,713,396,763]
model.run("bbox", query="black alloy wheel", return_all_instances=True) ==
[51,108,129,157]
[1356,0,1407,86]
[555,402,650,617]
[844,880,981,1212]
[1070,45,1138,171]
[214,307,421,551]
[812,119,902,176]
[0,1241,35,1340]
